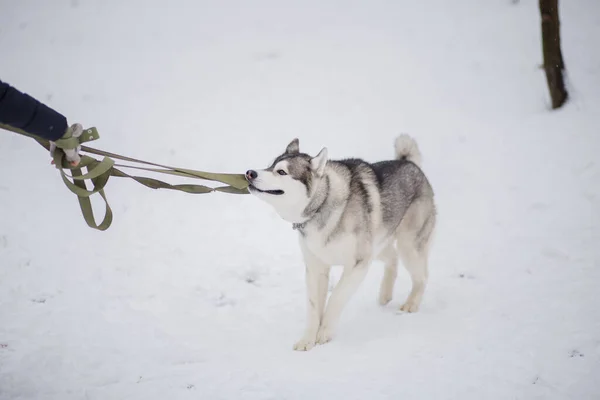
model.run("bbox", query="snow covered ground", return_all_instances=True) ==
[1,0,599,399]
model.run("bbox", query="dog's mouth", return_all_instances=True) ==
[248,184,284,196]
[249,185,285,195]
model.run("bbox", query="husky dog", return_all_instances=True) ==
[245,135,436,351]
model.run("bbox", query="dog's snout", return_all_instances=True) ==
[246,170,258,180]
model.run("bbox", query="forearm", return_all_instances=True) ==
[0,79,68,141]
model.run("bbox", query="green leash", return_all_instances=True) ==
[1,123,249,231]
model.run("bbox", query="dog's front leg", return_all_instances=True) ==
[316,258,370,345]
[294,244,329,351]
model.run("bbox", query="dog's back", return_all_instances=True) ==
[327,134,435,246]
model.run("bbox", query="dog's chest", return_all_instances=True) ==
[300,224,392,266]
[300,229,360,266]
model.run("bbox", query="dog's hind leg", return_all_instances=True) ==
[396,198,436,313]
[397,241,427,313]
[377,243,398,306]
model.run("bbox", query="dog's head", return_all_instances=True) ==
[245,138,328,223]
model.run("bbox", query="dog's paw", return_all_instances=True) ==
[293,337,316,351]
[399,301,420,313]
[316,326,333,345]
[378,291,393,306]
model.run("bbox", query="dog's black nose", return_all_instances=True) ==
[246,170,258,180]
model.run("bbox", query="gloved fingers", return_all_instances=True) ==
[64,147,81,166]
[50,123,84,166]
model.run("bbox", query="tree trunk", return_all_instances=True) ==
[540,0,567,109]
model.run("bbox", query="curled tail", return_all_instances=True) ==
[394,133,422,168]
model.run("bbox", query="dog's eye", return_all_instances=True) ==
[277,169,287,176]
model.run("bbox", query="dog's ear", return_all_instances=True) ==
[285,138,300,154]
[311,147,328,176]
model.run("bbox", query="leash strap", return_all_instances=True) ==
[1,123,249,231]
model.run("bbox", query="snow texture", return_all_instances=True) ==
[1,0,599,399]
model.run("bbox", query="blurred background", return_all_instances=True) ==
[0,1,598,399]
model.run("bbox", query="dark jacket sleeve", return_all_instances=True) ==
[0,79,68,141]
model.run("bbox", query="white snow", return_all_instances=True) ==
[1,0,599,399]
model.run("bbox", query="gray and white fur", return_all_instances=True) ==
[245,134,436,351]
